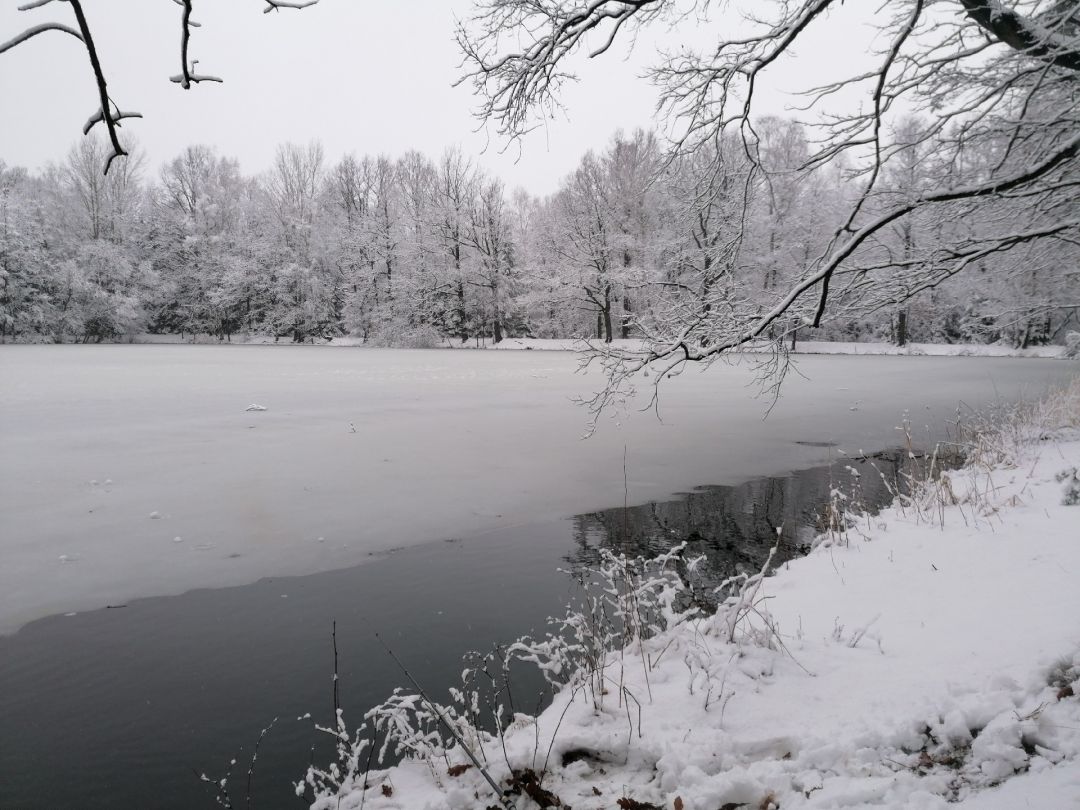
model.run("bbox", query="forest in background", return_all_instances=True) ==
[1,117,1076,348]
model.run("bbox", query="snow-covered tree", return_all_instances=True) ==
[458,0,1080,403]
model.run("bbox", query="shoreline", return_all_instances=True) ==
[304,381,1080,810]
[1,334,1071,360]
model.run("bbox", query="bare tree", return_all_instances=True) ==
[266,141,325,254]
[363,155,401,308]
[396,150,443,330]
[159,145,215,223]
[1,0,317,173]
[65,133,145,242]
[604,129,663,339]
[464,175,515,343]
[458,0,1080,415]
[434,147,479,342]
[554,151,619,342]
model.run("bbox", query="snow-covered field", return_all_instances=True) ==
[0,346,1074,635]
[305,382,1080,810]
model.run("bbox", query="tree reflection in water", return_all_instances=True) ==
[566,448,961,594]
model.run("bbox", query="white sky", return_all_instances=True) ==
[0,0,875,196]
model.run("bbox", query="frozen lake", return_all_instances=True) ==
[0,344,1075,635]
[1,345,1076,809]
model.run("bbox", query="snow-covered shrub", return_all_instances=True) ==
[508,543,704,707]
[714,539,784,646]
[300,546,711,808]
[296,708,374,806]
[365,690,460,771]
[365,323,445,349]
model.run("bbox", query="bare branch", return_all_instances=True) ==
[8,0,318,173]
[64,0,131,174]
[456,0,666,141]
[678,131,1080,356]
[959,0,1080,72]
[0,22,82,54]
[82,107,142,135]
[262,0,319,12]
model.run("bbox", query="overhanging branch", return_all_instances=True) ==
[0,21,82,54]
[959,0,1080,72]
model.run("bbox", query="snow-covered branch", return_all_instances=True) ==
[0,21,82,54]
[457,0,1080,410]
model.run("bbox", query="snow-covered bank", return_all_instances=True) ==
[306,381,1080,809]
[476,337,1070,359]
[123,333,1071,359]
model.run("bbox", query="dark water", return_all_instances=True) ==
[0,451,916,810]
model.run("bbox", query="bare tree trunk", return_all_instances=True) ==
[456,280,468,342]
[603,284,613,343]
[896,221,914,347]
[492,278,503,343]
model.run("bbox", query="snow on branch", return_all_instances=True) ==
[67,0,133,175]
[719,132,1079,347]
[0,21,82,54]
[456,0,666,140]
[82,107,142,135]
[170,1,223,89]
[4,0,135,173]
[262,0,319,12]
[168,0,317,86]
[6,0,319,173]
[960,0,1080,72]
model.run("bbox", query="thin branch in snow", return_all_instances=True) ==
[262,0,319,12]
[66,0,131,175]
[0,21,82,54]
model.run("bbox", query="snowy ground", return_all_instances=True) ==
[307,384,1080,810]
[0,346,1075,635]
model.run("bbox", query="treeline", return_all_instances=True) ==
[1,121,1074,346]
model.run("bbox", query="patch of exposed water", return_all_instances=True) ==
[0,449,952,810]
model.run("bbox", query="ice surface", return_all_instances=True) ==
[0,345,1074,634]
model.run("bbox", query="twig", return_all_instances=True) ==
[245,717,277,810]
[332,620,340,721]
[374,633,510,807]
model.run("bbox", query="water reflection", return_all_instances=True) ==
[568,449,943,584]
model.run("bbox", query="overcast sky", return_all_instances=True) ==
[1,1,874,196]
